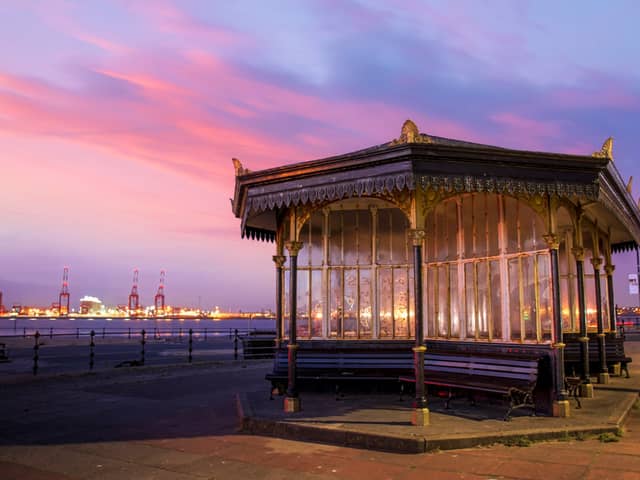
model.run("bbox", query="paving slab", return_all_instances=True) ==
[238,348,640,453]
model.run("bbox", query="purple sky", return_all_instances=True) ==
[1,0,640,310]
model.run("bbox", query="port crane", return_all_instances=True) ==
[154,270,166,315]
[128,268,139,315]
[58,266,70,316]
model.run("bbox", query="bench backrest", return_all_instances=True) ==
[272,349,541,383]
[424,353,539,383]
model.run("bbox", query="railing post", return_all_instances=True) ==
[284,240,303,413]
[50,327,53,339]
[128,327,131,339]
[204,327,207,340]
[76,327,79,339]
[179,327,182,341]
[234,329,238,360]
[188,328,193,363]
[102,327,106,339]
[409,229,429,426]
[89,330,95,371]
[33,331,40,375]
[140,329,146,365]
[23,327,26,338]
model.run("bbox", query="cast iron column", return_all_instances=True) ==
[592,257,609,383]
[272,255,286,347]
[284,241,303,413]
[544,234,568,416]
[573,247,593,396]
[409,229,428,426]
[605,264,617,332]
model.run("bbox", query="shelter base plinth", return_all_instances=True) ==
[598,372,610,384]
[283,397,301,413]
[411,408,430,426]
[580,383,594,398]
[552,400,571,418]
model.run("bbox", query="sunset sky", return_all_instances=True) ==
[1,0,640,310]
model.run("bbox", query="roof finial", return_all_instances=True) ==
[232,158,249,176]
[391,119,431,145]
[626,176,633,194]
[592,137,613,160]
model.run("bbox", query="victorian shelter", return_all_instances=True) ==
[231,120,640,423]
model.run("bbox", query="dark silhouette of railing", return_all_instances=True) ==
[0,327,276,376]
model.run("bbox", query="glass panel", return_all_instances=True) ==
[344,269,358,337]
[445,200,458,261]
[474,194,488,256]
[537,253,553,340]
[487,195,500,256]
[477,261,488,338]
[465,262,476,339]
[508,258,522,340]
[505,196,519,254]
[462,195,474,259]
[329,269,342,337]
[311,270,323,337]
[394,268,410,337]
[391,210,409,264]
[310,212,324,266]
[379,268,393,337]
[358,211,372,265]
[601,274,609,331]
[521,255,536,340]
[283,269,290,338]
[521,205,541,251]
[425,210,436,262]
[437,265,449,337]
[343,211,358,266]
[297,270,310,338]
[329,211,342,266]
[585,273,597,329]
[450,264,460,337]
[298,222,310,266]
[490,260,502,339]
[408,267,415,338]
[376,210,391,264]
[435,204,447,262]
[359,269,372,338]
[560,277,572,331]
[426,266,437,337]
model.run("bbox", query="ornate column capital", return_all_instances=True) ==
[604,264,615,276]
[590,257,603,270]
[543,233,560,250]
[408,229,426,247]
[571,246,585,262]
[285,241,304,256]
[272,255,286,268]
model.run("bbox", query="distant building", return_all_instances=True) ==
[79,296,104,315]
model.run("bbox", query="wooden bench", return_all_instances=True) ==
[241,332,276,359]
[564,335,632,378]
[399,353,543,421]
[266,348,413,398]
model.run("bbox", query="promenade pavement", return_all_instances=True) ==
[0,339,639,479]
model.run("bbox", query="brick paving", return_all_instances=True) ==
[0,343,638,479]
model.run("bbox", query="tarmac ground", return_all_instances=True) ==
[0,338,639,479]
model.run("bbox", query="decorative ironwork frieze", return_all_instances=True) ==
[418,175,599,198]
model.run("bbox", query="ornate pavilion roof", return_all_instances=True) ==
[231,120,640,248]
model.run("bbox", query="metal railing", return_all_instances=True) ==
[0,327,277,376]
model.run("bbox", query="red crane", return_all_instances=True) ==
[128,268,140,316]
[58,266,70,316]
[154,270,166,315]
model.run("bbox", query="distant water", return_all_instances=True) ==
[0,317,276,337]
